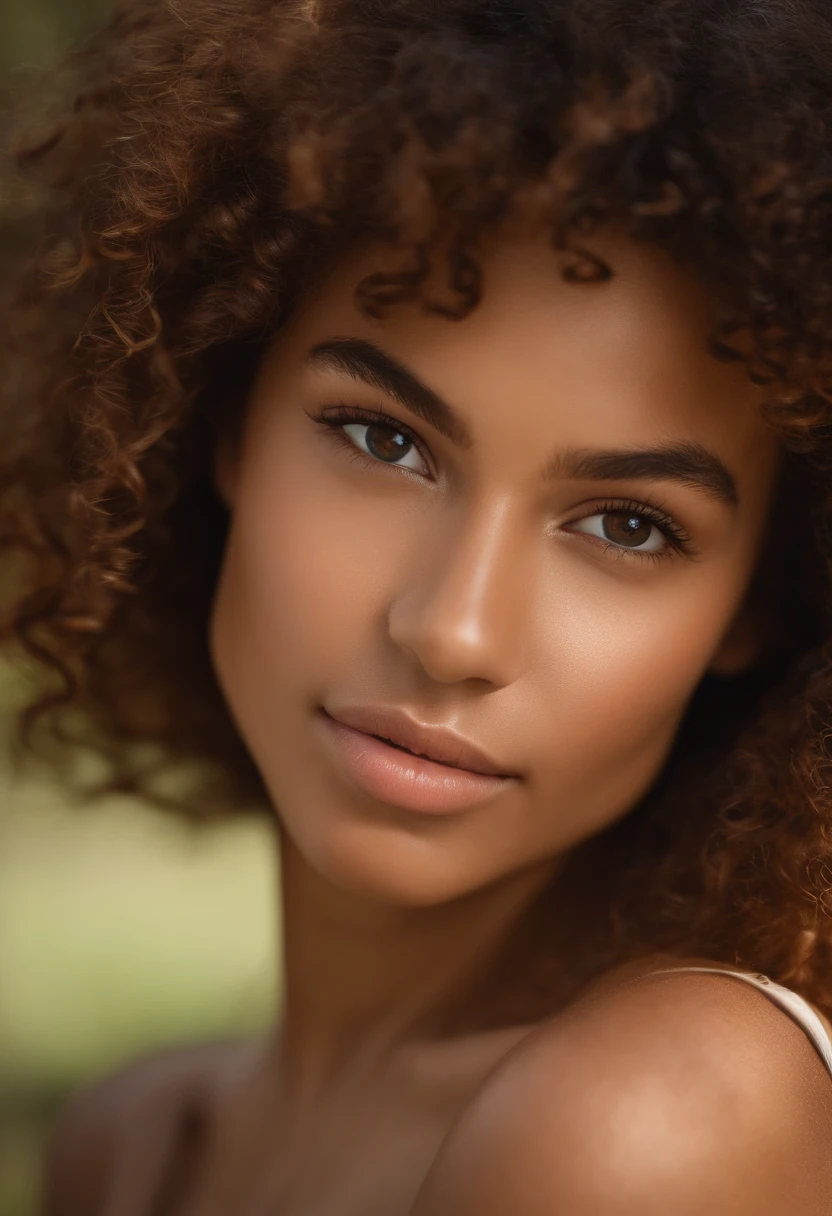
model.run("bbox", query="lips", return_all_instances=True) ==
[318,710,517,814]
[322,705,516,778]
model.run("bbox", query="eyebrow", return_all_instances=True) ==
[305,336,739,507]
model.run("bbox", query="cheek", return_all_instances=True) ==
[208,432,407,716]
[527,562,745,816]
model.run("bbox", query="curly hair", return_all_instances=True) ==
[4,0,832,1011]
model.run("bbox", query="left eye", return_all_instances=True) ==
[569,510,666,552]
[342,422,428,474]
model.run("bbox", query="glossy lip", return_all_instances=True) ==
[317,708,520,814]
[323,704,518,778]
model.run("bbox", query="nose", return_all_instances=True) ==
[386,497,531,688]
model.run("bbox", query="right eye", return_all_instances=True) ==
[308,405,432,477]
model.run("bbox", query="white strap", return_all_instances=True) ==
[648,966,832,1079]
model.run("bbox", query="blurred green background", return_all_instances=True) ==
[1,0,110,85]
[0,6,280,1215]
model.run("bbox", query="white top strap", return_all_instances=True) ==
[649,966,832,1080]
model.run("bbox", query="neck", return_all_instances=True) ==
[274,832,560,1095]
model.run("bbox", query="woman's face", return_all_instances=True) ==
[209,227,780,906]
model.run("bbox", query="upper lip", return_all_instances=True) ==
[324,705,518,778]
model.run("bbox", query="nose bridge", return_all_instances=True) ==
[387,494,530,686]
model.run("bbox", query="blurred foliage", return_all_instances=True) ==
[0,10,280,1216]
[0,0,114,79]
[0,0,115,272]
[0,747,279,1215]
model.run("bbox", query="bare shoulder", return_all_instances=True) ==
[411,960,832,1216]
[41,1037,255,1216]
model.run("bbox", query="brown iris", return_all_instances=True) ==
[602,512,653,547]
[366,424,411,462]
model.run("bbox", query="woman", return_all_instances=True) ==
[4,0,832,1211]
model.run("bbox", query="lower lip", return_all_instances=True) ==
[317,710,516,814]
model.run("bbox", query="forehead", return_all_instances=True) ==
[279,226,778,479]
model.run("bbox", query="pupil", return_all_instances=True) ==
[603,512,652,547]
[366,423,410,463]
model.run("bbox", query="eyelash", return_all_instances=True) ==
[308,401,431,471]
[581,499,697,563]
[306,403,698,563]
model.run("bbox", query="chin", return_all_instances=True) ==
[280,811,513,908]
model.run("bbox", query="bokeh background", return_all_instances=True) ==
[0,6,281,1214]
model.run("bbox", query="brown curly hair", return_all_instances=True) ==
[4,0,832,1010]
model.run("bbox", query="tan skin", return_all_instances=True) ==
[44,226,832,1215]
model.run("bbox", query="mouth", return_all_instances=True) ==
[316,708,519,814]
[374,733,483,773]
[321,704,515,778]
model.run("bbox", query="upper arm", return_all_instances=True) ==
[410,972,832,1216]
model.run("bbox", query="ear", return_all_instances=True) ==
[708,599,768,677]
[212,429,241,510]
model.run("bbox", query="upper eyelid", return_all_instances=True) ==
[340,411,418,440]
[322,402,430,443]
[568,499,682,531]
[315,403,434,472]
[318,403,423,439]
[570,507,699,561]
